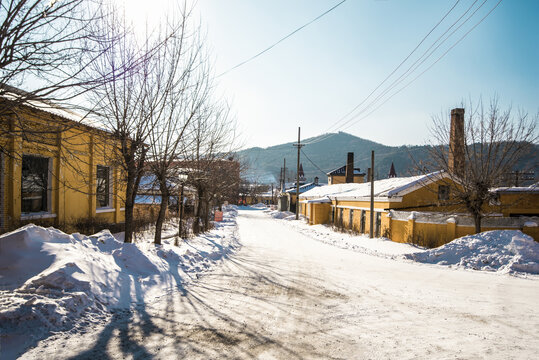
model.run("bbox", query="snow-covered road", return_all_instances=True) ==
[21,209,539,359]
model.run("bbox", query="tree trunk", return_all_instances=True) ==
[473,212,482,234]
[154,189,169,245]
[203,199,210,231]
[123,170,136,243]
[193,188,203,235]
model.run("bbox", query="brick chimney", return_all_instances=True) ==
[345,152,354,183]
[448,108,465,178]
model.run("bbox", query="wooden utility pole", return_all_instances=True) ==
[370,150,375,238]
[283,158,286,191]
[293,127,304,220]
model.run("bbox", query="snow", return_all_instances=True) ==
[406,230,539,274]
[300,172,449,200]
[265,209,539,276]
[264,209,420,257]
[0,206,239,359]
[250,203,268,209]
[5,208,539,359]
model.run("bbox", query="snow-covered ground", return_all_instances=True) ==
[2,206,539,359]
[264,209,539,276]
[0,206,239,359]
[15,209,539,359]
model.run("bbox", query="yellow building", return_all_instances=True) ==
[1,96,125,233]
[326,165,365,185]
[299,172,538,247]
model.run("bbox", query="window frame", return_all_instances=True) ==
[20,154,52,216]
[96,165,113,210]
[438,184,450,201]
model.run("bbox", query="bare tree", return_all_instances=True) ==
[85,3,171,243]
[427,98,538,233]
[0,0,107,157]
[145,11,212,245]
[183,101,239,234]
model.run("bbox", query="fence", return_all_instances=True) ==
[388,210,538,248]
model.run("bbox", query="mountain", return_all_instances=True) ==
[236,132,428,184]
[236,132,538,185]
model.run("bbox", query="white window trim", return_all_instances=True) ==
[96,207,115,214]
[21,212,57,220]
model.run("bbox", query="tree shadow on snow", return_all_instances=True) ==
[64,244,350,359]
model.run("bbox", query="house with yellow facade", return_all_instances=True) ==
[299,172,538,247]
[327,152,365,185]
[1,94,126,233]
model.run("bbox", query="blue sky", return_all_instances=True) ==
[134,0,539,149]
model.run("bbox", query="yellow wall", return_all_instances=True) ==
[328,174,365,185]
[498,192,539,216]
[1,105,125,232]
[300,177,539,247]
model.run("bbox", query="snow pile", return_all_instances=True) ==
[251,203,268,209]
[265,210,304,221]
[0,206,239,353]
[406,230,539,274]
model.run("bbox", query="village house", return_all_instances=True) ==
[299,109,538,247]
[327,152,365,185]
[0,93,126,233]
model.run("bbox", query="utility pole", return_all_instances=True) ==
[370,150,375,238]
[283,158,286,191]
[293,127,304,220]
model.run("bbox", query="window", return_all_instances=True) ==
[375,212,382,237]
[97,165,111,208]
[360,210,366,233]
[438,185,450,201]
[349,209,354,230]
[21,155,50,213]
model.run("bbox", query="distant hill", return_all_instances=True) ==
[236,132,538,185]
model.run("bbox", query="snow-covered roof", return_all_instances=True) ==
[285,182,323,195]
[1,90,108,132]
[299,182,361,199]
[326,165,365,176]
[491,184,539,194]
[300,171,447,201]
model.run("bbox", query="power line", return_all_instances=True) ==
[324,0,463,134]
[323,0,502,136]
[216,0,347,78]
[338,0,503,132]
[301,149,330,176]
[336,0,486,130]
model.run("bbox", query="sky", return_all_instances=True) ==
[123,0,539,149]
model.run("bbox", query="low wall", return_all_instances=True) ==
[388,211,538,247]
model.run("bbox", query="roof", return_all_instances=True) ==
[326,165,365,176]
[299,182,360,199]
[491,184,539,194]
[285,182,323,195]
[1,87,108,133]
[300,171,447,201]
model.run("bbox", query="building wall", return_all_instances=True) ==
[328,174,365,185]
[0,106,125,232]
[498,192,539,216]
[300,179,538,247]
